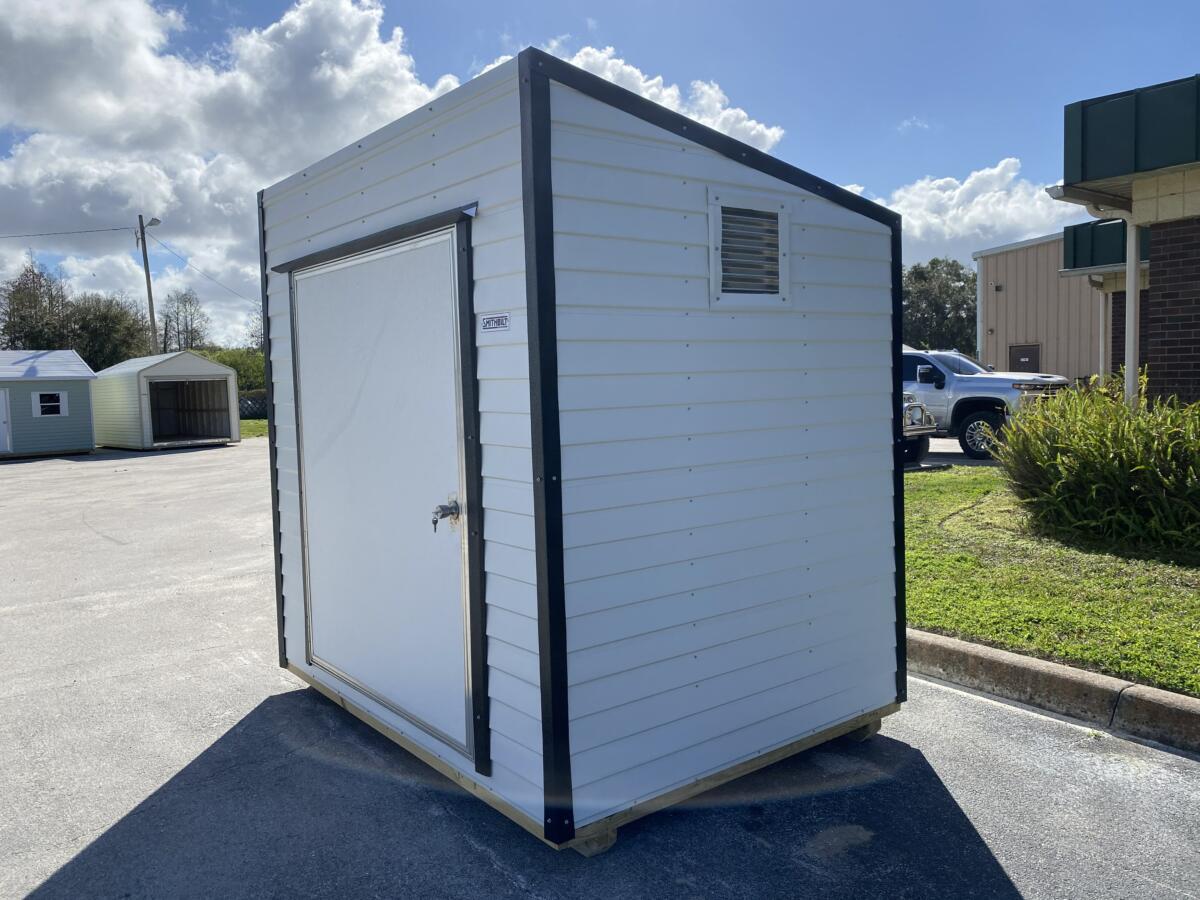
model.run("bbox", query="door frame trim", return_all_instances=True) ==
[278,205,490,775]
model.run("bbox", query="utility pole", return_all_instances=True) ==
[137,215,159,353]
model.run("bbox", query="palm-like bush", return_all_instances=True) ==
[995,369,1200,551]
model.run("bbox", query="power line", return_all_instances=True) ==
[145,231,256,305]
[0,225,131,240]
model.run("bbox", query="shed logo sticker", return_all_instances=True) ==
[480,312,510,333]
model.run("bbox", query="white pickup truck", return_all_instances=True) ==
[902,347,1068,458]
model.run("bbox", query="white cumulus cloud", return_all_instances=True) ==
[0,2,788,342]
[879,157,1087,262]
[0,2,1087,342]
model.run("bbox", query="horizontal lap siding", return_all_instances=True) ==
[548,82,897,826]
[5,380,94,454]
[261,64,543,821]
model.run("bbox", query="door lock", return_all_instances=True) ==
[431,500,460,533]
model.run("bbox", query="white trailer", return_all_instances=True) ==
[258,48,904,854]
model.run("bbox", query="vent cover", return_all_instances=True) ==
[720,206,780,294]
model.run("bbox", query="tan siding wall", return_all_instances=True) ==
[978,237,1106,381]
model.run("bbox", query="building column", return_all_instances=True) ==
[1125,222,1140,406]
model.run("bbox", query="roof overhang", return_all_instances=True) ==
[1045,183,1131,212]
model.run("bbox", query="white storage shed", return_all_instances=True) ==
[92,351,241,450]
[259,48,903,853]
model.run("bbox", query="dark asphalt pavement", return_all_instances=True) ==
[2,442,1197,899]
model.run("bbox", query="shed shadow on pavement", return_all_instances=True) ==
[30,688,1021,900]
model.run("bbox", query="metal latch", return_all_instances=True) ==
[431,500,460,533]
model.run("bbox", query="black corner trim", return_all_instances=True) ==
[889,222,907,703]
[270,204,479,274]
[521,47,899,230]
[455,214,493,776]
[258,189,288,670]
[519,50,576,846]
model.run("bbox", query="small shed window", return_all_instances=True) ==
[708,189,790,307]
[32,391,67,417]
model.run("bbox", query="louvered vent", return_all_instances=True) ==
[720,206,780,294]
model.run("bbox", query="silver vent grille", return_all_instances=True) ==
[720,206,780,294]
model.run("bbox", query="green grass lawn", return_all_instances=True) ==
[240,419,268,438]
[906,467,1200,697]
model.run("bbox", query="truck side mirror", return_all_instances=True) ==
[987,364,995,371]
[916,365,936,384]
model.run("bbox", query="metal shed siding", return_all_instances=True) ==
[92,353,240,449]
[90,372,142,448]
[546,82,898,826]
[977,237,1106,381]
[4,380,93,455]
[260,63,545,819]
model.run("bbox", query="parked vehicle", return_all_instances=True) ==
[902,347,1069,459]
[901,392,936,465]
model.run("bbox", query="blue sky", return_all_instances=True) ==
[1,0,1197,343]
[172,0,1200,198]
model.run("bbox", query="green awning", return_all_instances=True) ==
[1062,219,1150,270]
[1065,75,1200,186]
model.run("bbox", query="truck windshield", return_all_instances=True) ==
[931,352,987,375]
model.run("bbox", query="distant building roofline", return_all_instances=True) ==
[972,232,1063,260]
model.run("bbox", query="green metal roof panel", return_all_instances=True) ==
[1137,79,1198,172]
[1064,74,1200,185]
[1062,219,1150,270]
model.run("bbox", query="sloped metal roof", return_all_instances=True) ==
[0,349,96,381]
[96,350,232,377]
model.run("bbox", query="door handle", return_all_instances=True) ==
[431,500,460,533]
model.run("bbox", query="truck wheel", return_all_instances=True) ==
[902,435,930,465]
[958,411,1003,459]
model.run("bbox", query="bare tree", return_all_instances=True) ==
[244,308,264,351]
[160,288,211,351]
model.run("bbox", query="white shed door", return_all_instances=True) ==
[291,229,471,753]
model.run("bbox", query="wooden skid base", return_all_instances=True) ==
[566,704,899,850]
[287,663,899,855]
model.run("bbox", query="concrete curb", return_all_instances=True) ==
[907,628,1200,755]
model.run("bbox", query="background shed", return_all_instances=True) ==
[0,350,95,457]
[92,351,240,450]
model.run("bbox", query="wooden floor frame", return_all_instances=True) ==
[289,663,899,855]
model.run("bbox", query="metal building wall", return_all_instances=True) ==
[976,236,1106,381]
[258,61,545,821]
[546,81,899,828]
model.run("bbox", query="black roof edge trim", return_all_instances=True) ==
[269,203,479,274]
[517,47,899,230]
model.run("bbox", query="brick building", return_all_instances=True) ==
[1050,75,1200,404]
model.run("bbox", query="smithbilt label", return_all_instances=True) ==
[481,312,510,333]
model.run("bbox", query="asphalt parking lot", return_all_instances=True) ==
[2,441,1198,899]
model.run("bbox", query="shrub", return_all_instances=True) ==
[995,369,1200,552]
